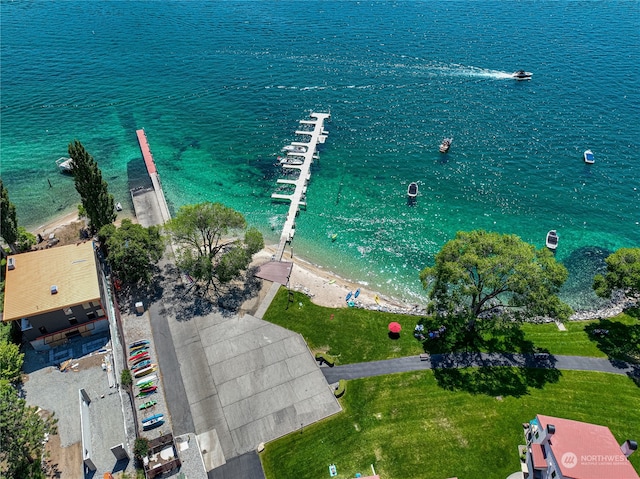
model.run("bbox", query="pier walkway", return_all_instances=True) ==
[134,129,171,226]
[271,112,330,261]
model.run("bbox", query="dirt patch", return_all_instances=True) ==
[43,434,81,479]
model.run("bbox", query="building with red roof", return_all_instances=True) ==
[520,414,638,479]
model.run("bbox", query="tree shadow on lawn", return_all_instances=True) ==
[418,316,538,356]
[417,316,560,397]
[584,314,640,364]
[433,364,562,398]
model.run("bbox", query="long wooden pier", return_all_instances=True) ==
[272,112,330,261]
[134,129,171,226]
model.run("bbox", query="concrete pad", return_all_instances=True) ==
[196,429,226,471]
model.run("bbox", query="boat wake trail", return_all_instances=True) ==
[435,63,514,80]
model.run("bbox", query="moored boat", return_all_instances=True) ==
[56,157,74,173]
[407,182,418,198]
[282,144,307,153]
[584,149,595,164]
[512,70,533,80]
[131,354,151,366]
[439,138,453,153]
[132,360,152,372]
[546,230,559,250]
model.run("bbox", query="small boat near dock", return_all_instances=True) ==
[56,157,74,173]
[282,144,307,153]
[584,149,595,164]
[546,230,559,250]
[407,182,418,198]
[439,138,453,153]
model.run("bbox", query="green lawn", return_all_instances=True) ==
[263,289,640,364]
[261,370,640,479]
[263,288,425,364]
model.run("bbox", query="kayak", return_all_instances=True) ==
[346,291,353,301]
[139,400,157,410]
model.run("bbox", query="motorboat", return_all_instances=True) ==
[584,149,595,164]
[439,138,453,153]
[56,157,74,173]
[512,70,533,80]
[115,202,123,211]
[546,230,559,250]
[407,182,418,198]
[282,144,307,153]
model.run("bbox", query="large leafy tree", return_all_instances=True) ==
[0,380,58,479]
[0,179,18,252]
[420,230,572,326]
[68,140,116,233]
[99,219,165,285]
[165,202,264,291]
[593,248,640,299]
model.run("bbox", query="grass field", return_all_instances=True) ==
[261,370,640,479]
[263,288,640,364]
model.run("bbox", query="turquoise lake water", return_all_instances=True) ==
[2,1,639,310]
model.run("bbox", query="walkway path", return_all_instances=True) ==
[321,352,638,383]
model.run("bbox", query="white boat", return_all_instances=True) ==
[512,70,533,80]
[439,138,453,153]
[546,230,559,250]
[407,182,418,198]
[282,144,307,153]
[56,157,74,173]
[583,149,595,164]
[115,202,123,211]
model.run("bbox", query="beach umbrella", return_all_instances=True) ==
[388,322,402,333]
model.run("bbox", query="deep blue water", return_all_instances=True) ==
[2,1,639,309]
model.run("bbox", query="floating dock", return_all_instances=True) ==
[272,112,330,261]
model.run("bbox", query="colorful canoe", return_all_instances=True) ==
[132,360,152,372]
[137,379,155,389]
[136,374,157,386]
[130,354,151,366]
[142,413,163,423]
[129,344,149,354]
[133,365,157,378]
[139,400,157,410]
[139,385,158,394]
[142,418,164,430]
[137,388,157,398]
[129,346,149,356]
[129,339,150,349]
[129,352,149,363]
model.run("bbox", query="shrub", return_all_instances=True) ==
[133,437,150,458]
[315,352,335,367]
[334,379,346,398]
[121,369,132,387]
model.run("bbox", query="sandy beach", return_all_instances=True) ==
[30,209,421,314]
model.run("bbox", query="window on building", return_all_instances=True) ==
[541,444,547,459]
[86,312,95,320]
[82,302,91,310]
[39,326,48,335]
[68,317,78,325]
[96,309,105,317]
[64,307,73,316]
[21,318,33,331]
[551,471,557,478]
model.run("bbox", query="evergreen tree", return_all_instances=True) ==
[0,179,18,252]
[68,140,116,233]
